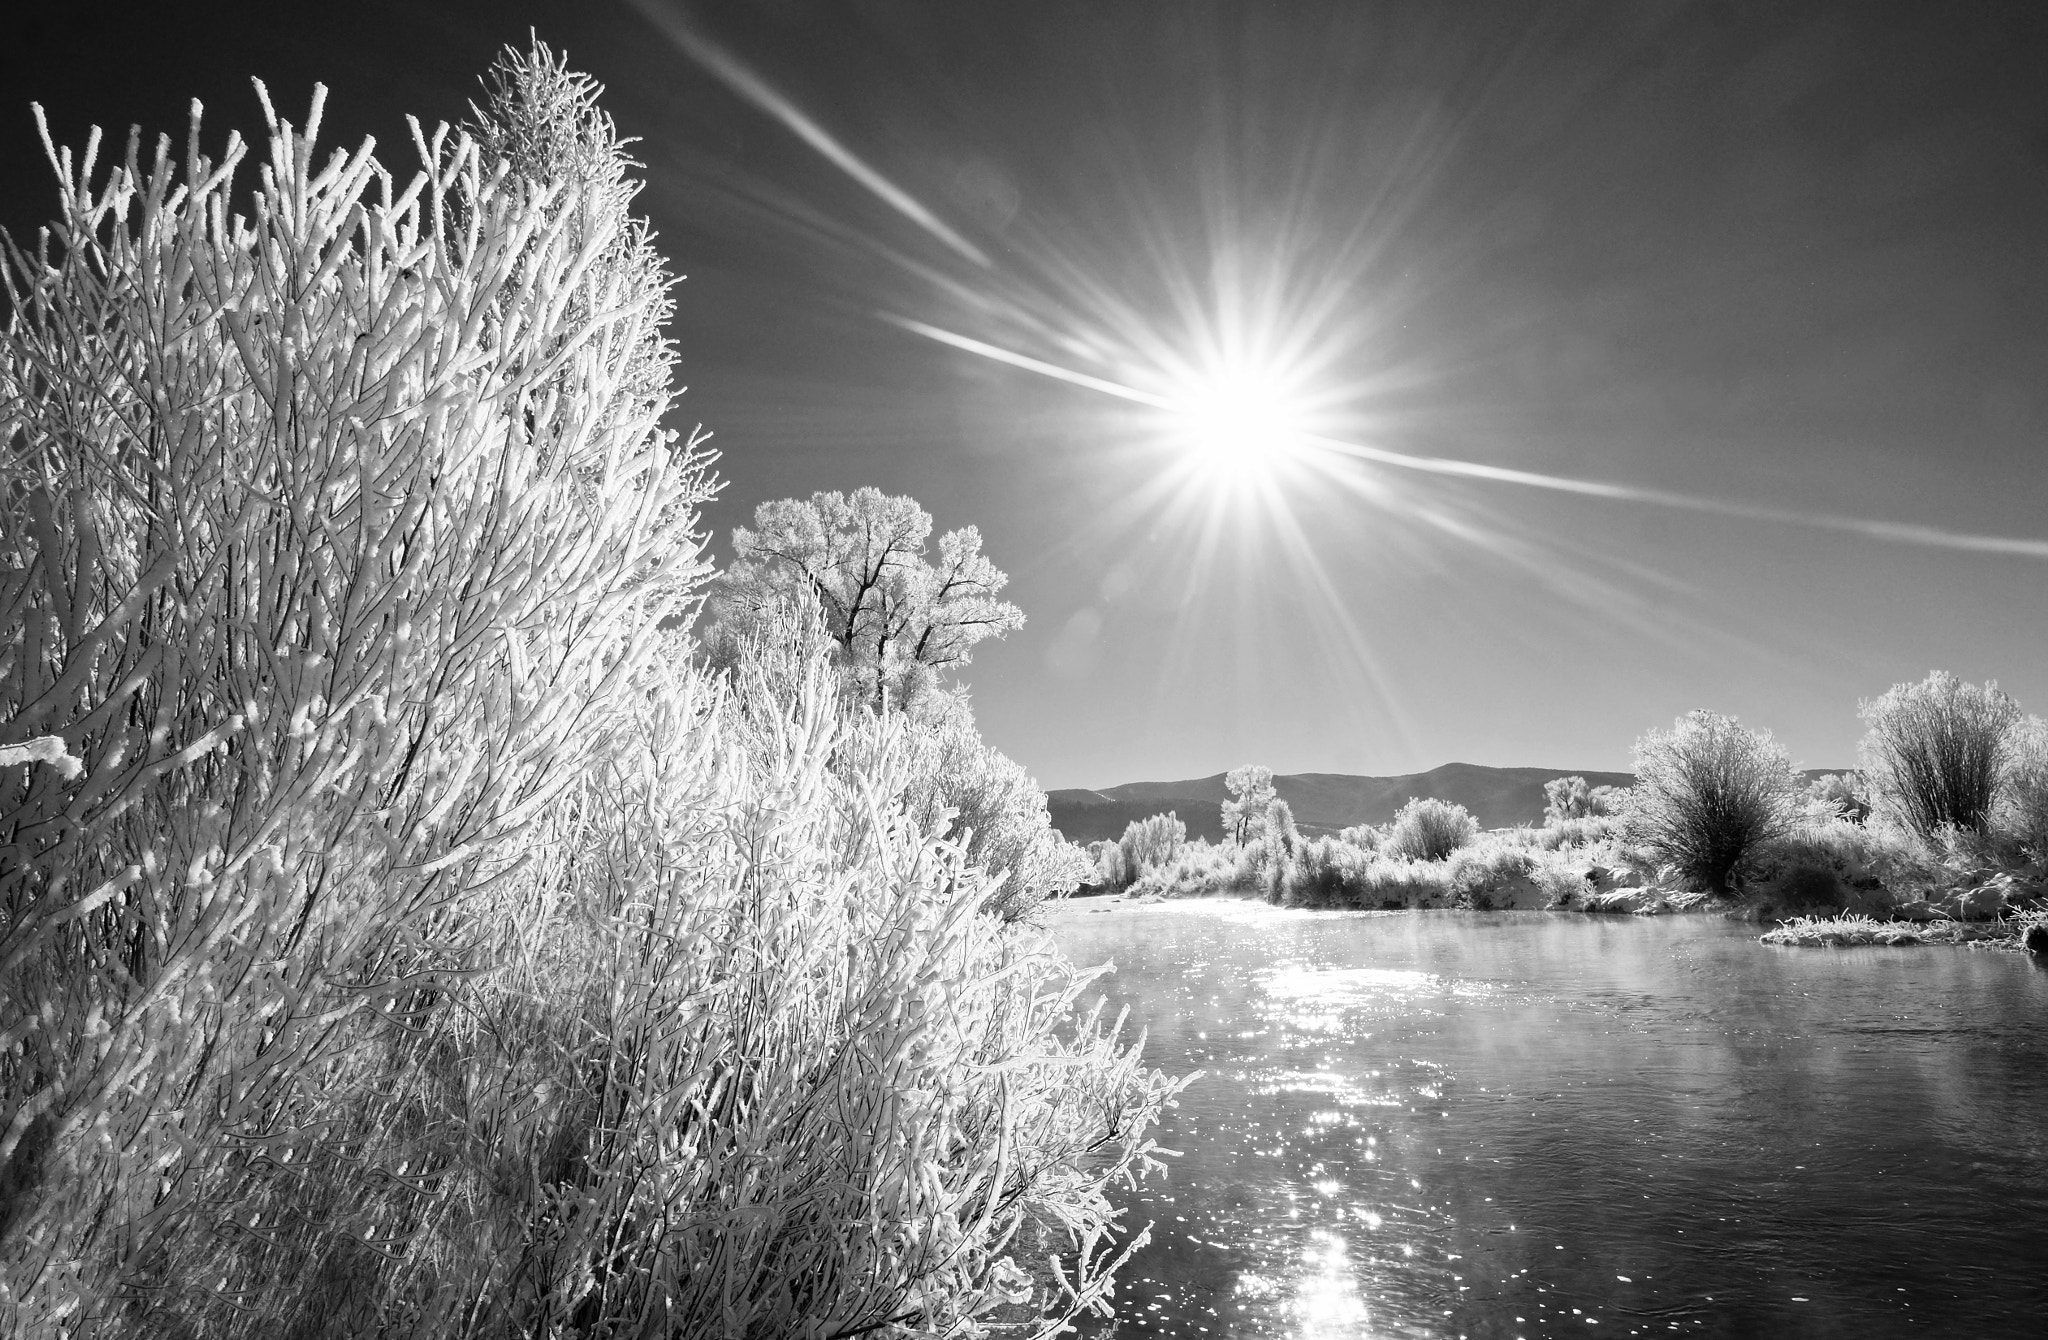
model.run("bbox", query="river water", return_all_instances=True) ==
[1045,898,2048,1339]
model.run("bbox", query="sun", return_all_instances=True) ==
[1168,366,1311,487]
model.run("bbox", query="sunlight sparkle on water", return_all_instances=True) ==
[1293,1230,1370,1338]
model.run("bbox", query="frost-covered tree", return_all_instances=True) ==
[1222,763,1277,844]
[709,487,1024,711]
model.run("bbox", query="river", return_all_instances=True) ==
[1045,898,2048,1339]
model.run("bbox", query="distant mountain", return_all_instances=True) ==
[1045,762,1843,845]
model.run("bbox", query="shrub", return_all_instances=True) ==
[1625,710,1797,894]
[1544,776,1627,823]
[1800,772,1870,824]
[1283,836,1369,905]
[1118,813,1187,884]
[126,645,1185,1337]
[1261,798,1303,901]
[1,47,716,1321]
[897,691,1088,920]
[1383,797,1479,862]
[1747,815,1931,914]
[1998,715,2048,864]
[1858,671,2022,844]
[1521,815,1622,850]
[1336,821,1385,850]
[0,47,1180,1334]
[1528,848,1597,907]
[1445,841,1538,898]
[1125,839,1248,899]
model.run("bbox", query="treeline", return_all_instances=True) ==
[0,47,1176,1337]
[1092,674,2048,923]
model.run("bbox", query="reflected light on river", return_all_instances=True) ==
[1050,898,2048,1339]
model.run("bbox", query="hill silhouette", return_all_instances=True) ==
[1048,762,1847,844]
[1047,763,1631,844]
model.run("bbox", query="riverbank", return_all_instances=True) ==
[1080,808,2048,955]
[1064,882,2048,955]
[1762,911,2048,950]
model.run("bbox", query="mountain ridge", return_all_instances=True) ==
[1046,761,1843,844]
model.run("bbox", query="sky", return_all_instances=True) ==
[6,1,2047,790]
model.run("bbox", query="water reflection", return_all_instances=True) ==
[1050,900,2048,1338]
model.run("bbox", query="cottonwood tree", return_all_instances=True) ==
[706,491,1077,920]
[709,487,1024,711]
[1221,763,1276,843]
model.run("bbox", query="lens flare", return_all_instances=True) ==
[1171,367,1308,487]
[629,0,2048,765]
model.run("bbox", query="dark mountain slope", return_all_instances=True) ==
[1048,762,1845,845]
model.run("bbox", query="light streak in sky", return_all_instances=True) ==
[889,317,2048,563]
[622,0,992,268]
[624,0,2044,770]
[881,316,1176,409]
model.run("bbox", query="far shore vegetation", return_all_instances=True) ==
[1074,672,2048,953]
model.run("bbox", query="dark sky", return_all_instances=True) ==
[8,1,2047,789]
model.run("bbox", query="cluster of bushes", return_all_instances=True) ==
[1107,670,2048,927]
[1107,791,1616,912]
[1623,676,2048,922]
[0,49,1177,1336]
[1089,812,1187,891]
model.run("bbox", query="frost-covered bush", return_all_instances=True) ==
[118,644,1184,1338]
[1282,846,1454,909]
[0,46,1177,1336]
[1124,839,1247,899]
[1859,672,2021,845]
[1282,832,1542,910]
[1801,772,1871,824]
[716,587,1081,922]
[1336,821,1385,850]
[902,691,1090,921]
[1260,798,1303,901]
[1445,841,1538,896]
[1284,836,1374,906]
[1625,710,1796,894]
[1,46,715,1323]
[2000,716,2048,864]
[1748,815,1931,913]
[1542,775,1623,824]
[1116,813,1186,886]
[1383,797,1479,862]
[1516,815,1624,850]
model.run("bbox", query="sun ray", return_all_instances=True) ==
[624,0,992,267]
[889,317,2048,563]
